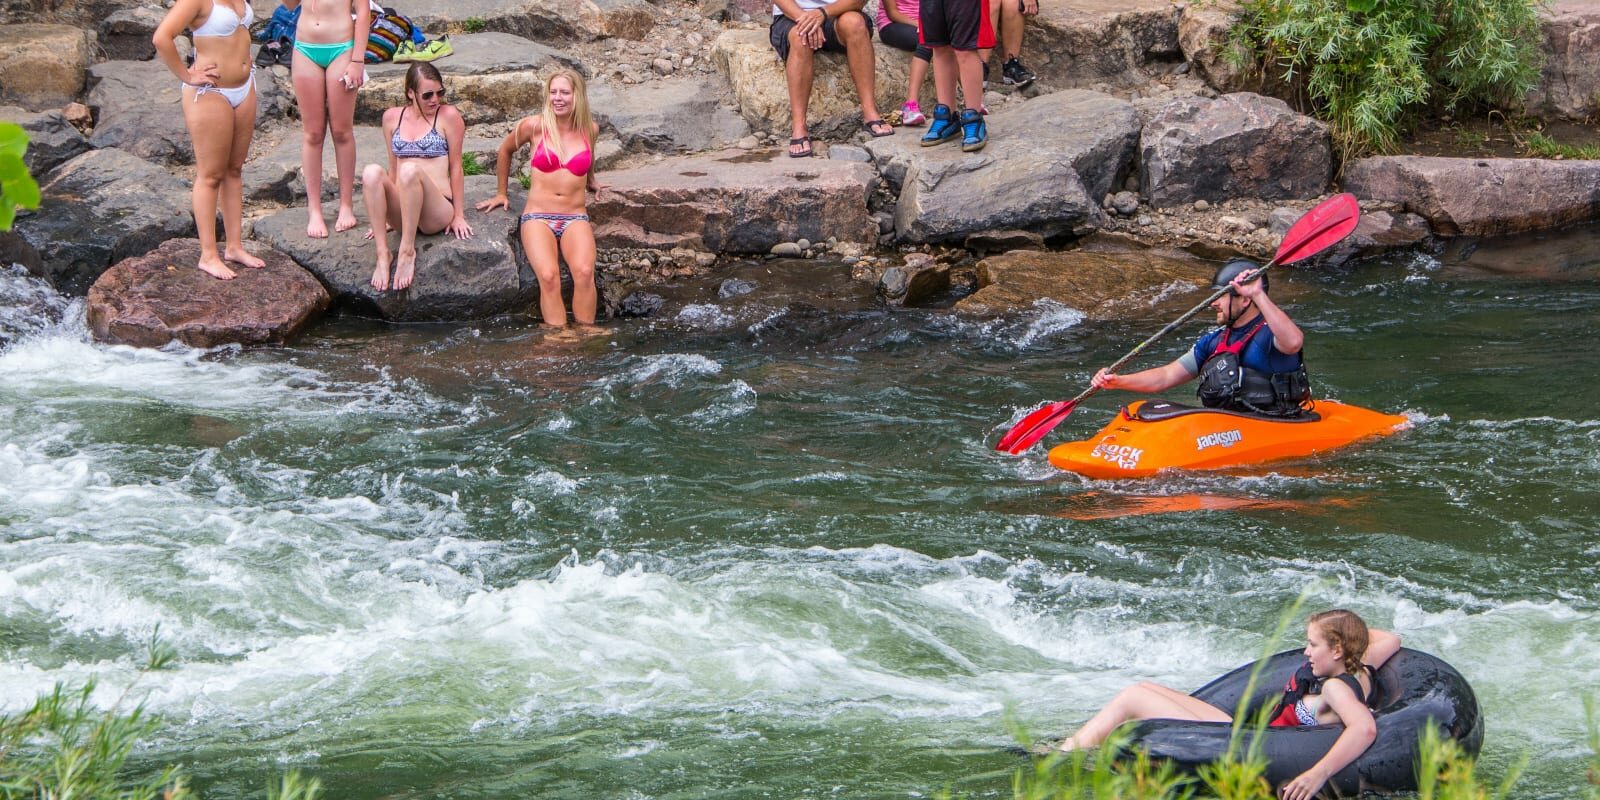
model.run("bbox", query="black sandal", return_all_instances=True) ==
[864,119,894,137]
[788,136,813,158]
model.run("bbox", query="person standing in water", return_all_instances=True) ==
[282,0,370,238]
[477,69,604,329]
[362,62,472,292]
[1055,610,1400,800]
[1091,258,1312,417]
[154,0,268,279]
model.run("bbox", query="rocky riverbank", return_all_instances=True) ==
[1,0,1597,347]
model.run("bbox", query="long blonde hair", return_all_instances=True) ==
[537,68,594,163]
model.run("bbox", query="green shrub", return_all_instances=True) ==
[1226,0,1544,158]
[462,17,487,33]
[1520,131,1600,160]
[0,628,320,799]
[0,123,41,231]
[461,151,486,176]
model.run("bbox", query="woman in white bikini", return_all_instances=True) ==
[154,0,267,279]
[281,0,369,238]
[362,62,472,292]
[477,69,604,328]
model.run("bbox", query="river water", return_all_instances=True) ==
[2,226,1598,798]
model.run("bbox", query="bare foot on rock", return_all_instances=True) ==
[334,206,358,233]
[307,210,328,239]
[392,248,416,290]
[224,246,266,269]
[198,254,237,280]
[371,250,391,291]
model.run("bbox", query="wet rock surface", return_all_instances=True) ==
[957,246,1215,318]
[86,238,330,348]
[0,147,194,295]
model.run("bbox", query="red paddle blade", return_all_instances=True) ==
[995,399,1079,454]
[1276,192,1360,266]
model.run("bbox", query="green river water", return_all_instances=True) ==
[2,225,1598,798]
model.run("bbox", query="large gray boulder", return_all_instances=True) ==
[407,0,655,43]
[0,148,194,294]
[1177,1,1259,94]
[99,4,163,60]
[589,76,750,154]
[0,105,89,176]
[1022,0,1182,90]
[87,60,292,166]
[864,90,1138,244]
[252,175,537,322]
[1341,155,1600,238]
[0,24,95,110]
[590,150,878,252]
[357,33,582,126]
[712,28,918,139]
[1141,92,1332,209]
[1526,0,1600,121]
[87,238,330,349]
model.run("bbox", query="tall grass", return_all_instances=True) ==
[0,628,321,799]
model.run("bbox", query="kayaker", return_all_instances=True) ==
[1092,259,1312,417]
[1052,610,1401,800]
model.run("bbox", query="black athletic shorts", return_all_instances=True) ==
[769,9,873,62]
[919,0,983,50]
[877,21,932,61]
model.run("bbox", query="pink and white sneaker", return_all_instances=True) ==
[901,101,927,127]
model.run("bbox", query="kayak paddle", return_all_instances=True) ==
[994,192,1362,455]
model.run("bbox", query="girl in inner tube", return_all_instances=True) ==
[1053,609,1400,800]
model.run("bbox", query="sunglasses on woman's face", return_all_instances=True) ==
[417,89,446,101]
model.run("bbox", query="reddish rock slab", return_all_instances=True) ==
[87,238,330,348]
[591,150,878,253]
[1342,156,1600,238]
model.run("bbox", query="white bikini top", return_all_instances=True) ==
[192,0,253,38]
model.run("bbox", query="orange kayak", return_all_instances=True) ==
[1047,399,1409,479]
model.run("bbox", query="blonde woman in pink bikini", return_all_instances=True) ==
[154,0,267,279]
[478,69,604,328]
[282,0,370,238]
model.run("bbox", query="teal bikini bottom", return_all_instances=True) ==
[293,40,354,68]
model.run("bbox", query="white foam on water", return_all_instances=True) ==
[610,353,724,387]
[687,379,757,425]
[1012,300,1086,349]
[676,303,737,330]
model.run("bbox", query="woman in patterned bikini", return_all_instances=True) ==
[282,0,370,238]
[362,62,472,292]
[154,0,268,279]
[478,69,604,328]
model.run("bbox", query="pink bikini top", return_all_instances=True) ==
[530,135,592,177]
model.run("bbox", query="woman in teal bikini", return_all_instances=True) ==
[283,0,369,238]
[478,69,604,328]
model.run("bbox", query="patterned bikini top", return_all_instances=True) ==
[391,106,449,159]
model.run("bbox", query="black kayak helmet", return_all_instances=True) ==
[1212,258,1266,293]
